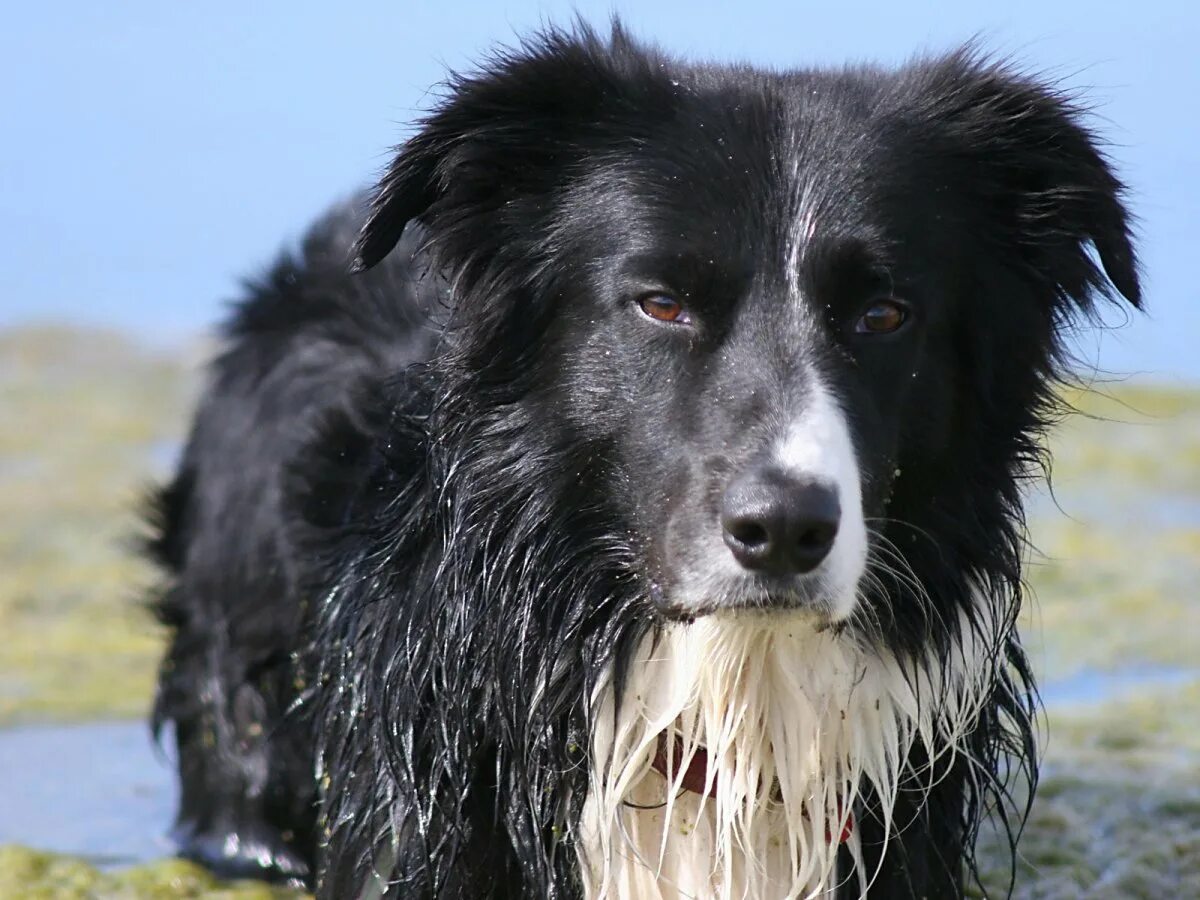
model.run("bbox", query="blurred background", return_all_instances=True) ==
[0,2,1196,897]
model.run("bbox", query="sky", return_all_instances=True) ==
[1,1,1195,382]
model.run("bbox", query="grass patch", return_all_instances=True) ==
[0,847,304,899]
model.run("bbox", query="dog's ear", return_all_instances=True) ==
[353,24,652,272]
[920,50,1142,314]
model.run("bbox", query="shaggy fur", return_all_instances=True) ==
[147,23,1140,899]
[578,605,1015,899]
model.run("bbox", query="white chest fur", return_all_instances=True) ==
[576,615,997,899]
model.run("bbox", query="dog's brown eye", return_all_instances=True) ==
[638,294,687,324]
[855,300,908,335]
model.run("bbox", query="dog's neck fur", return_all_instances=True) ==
[577,613,1001,899]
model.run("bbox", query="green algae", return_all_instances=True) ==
[1,326,1197,896]
[0,847,306,899]
[972,680,1200,897]
[0,328,194,725]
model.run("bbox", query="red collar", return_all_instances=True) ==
[651,734,716,798]
[650,734,853,844]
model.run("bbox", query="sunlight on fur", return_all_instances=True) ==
[578,612,1004,900]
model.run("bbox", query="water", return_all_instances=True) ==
[3,666,1195,869]
[0,721,176,867]
[145,439,182,474]
[1041,666,1200,707]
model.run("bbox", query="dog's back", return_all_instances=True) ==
[147,205,435,883]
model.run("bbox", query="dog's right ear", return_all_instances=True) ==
[349,130,441,272]
[352,23,655,272]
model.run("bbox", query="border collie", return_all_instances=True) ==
[147,23,1140,899]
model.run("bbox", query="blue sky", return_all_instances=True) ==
[1,1,1195,382]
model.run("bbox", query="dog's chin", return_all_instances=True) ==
[650,574,853,626]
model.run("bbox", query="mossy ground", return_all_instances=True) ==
[0,847,304,899]
[1,327,1197,897]
[0,327,194,725]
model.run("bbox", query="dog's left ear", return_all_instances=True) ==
[923,51,1142,313]
[352,24,653,273]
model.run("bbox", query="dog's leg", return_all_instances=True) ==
[148,466,317,887]
[154,586,315,886]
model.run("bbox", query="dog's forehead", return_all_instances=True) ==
[566,66,940,319]
[616,68,910,247]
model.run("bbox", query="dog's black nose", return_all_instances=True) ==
[721,468,840,575]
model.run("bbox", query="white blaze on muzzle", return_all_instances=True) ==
[772,378,869,620]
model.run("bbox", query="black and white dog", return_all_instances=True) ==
[147,23,1140,899]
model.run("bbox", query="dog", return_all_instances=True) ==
[146,23,1140,899]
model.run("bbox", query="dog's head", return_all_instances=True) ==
[355,26,1140,631]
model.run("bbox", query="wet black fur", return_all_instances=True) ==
[147,23,1140,899]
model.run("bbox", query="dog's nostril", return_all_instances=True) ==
[797,522,837,550]
[728,521,769,548]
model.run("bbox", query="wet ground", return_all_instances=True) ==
[1,328,1197,897]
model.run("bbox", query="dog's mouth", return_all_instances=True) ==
[649,578,840,623]
[648,733,854,844]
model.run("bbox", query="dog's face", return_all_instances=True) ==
[534,115,919,623]
[357,29,1139,629]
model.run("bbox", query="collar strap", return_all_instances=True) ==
[650,734,853,844]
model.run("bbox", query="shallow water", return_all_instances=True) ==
[144,439,183,475]
[0,722,177,868]
[3,667,1193,877]
[1039,665,1200,707]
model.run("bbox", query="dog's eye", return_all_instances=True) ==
[637,294,689,324]
[854,299,909,335]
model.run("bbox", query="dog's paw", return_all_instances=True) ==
[172,820,311,889]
